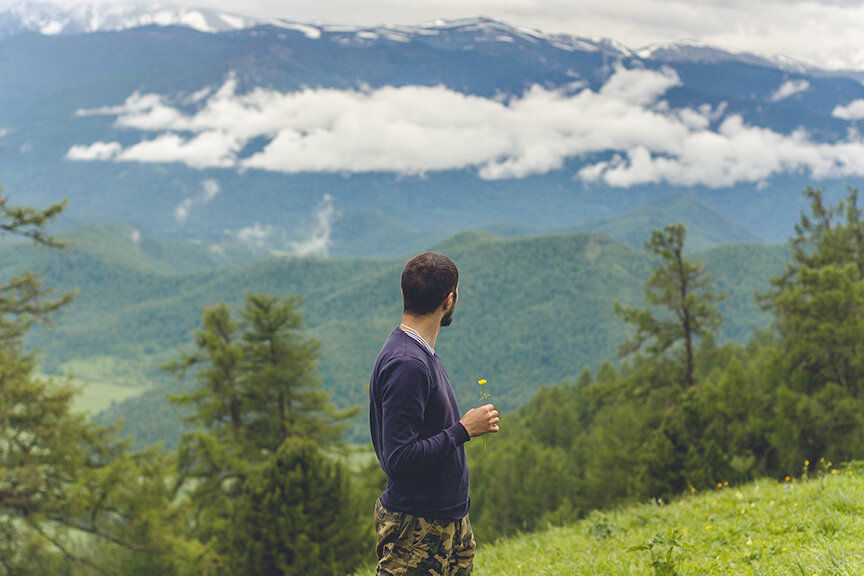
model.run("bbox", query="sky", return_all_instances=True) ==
[6,0,864,237]
[7,0,864,71]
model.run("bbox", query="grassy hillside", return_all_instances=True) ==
[354,465,864,575]
[5,224,790,446]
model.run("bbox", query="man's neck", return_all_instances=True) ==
[400,313,442,351]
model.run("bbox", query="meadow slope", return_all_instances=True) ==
[356,465,864,575]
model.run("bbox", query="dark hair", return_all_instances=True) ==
[401,252,459,316]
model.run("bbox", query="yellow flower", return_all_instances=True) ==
[478,379,487,385]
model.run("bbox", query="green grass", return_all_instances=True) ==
[69,377,149,415]
[354,467,864,575]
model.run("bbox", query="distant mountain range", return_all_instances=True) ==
[0,2,853,77]
[0,2,863,258]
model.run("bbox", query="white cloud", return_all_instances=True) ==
[289,194,337,257]
[66,141,123,161]
[67,67,864,188]
[833,99,864,120]
[75,92,165,118]
[235,222,275,245]
[175,179,221,223]
[771,79,810,102]
[118,131,242,168]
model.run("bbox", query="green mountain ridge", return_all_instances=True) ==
[9,221,789,447]
[333,191,766,257]
[576,192,762,251]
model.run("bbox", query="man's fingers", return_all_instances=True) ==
[488,409,500,432]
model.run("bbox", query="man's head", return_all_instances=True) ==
[401,252,459,324]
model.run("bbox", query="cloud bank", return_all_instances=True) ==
[67,69,864,188]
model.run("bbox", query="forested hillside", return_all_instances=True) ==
[464,189,864,542]
[7,186,864,576]
[5,221,789,446]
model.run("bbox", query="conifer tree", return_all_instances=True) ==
[226,437,366,576]
[761,187,864,469]
[0,189,195,575]
[614,223,725,388]
[765,187,864,398]
[166,292,363,573]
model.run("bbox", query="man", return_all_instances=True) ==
[369,251,499,575]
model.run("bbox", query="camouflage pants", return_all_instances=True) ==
[374,499,475,576]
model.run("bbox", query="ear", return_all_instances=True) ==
[443,291,455,310]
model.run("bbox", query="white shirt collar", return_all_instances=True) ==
[399,324,435,356]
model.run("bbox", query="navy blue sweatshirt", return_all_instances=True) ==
[369,328,471,519]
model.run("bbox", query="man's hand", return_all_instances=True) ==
[460,404,500,438]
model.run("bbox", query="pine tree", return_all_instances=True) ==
[760,187,864,469]
[0,189,196,575]
[614,224,726,388]
[166,292,364,574]
[226,438,366,576]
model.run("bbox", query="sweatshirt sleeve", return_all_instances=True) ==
[379,357,469,479]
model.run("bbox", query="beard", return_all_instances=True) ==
[440,307,454,327]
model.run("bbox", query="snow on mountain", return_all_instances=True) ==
[0,1,257,36]
[638,40,810,74]
[0,2,838,77]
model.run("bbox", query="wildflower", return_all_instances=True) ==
[478,379,491,453]
[785,476,791,482]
